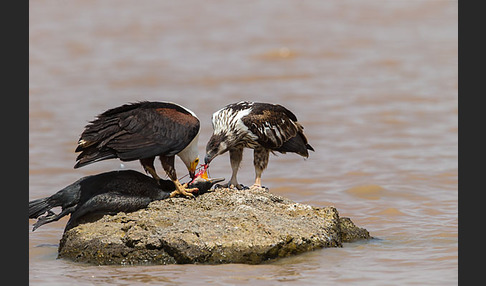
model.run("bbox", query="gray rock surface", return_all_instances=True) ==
[58,186,370,265]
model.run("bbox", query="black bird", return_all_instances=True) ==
[205,101,314,189]
[74,101,201,198]
[29,170,224,231]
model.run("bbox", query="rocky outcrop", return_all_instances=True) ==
[58,186,370,265]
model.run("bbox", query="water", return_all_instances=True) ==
[29,0,458,285]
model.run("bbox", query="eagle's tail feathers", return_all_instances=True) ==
[275,136,312,158]
[74,149,117,168]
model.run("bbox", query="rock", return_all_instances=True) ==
[58,186,371,265]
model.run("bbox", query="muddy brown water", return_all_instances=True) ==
[30,1,457,285]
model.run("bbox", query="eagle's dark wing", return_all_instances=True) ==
[75,101,200,168]
[241,103,300,148]
[241,103,313,156]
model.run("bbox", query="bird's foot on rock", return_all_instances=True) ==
[215,182,249,190]
[250,184,269,191]
[214,184,225,190]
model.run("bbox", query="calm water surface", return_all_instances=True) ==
[29,1,458,285]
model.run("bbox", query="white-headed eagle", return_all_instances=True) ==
[204,101,314,189]
[74,101,201,198]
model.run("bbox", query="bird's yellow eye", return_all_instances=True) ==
[195,158,199,165]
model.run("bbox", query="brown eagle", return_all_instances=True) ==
[204,101,314,189]
[74,101,201,198]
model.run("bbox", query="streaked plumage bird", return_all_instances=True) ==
[74,101,201,198]
[204,101,314,189]
[29,170,224,231]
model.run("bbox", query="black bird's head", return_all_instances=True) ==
[188,176,225,195]
[186,164,223,195]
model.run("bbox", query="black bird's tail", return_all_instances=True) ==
[29,198,51,219]
[29,178,84,231]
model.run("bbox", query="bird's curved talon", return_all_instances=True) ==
[218,182,239,189]
[183,183,200,192]
[169,182,199,199]
[250,184,267,190]
[214,183,225,189]
[219,182,247,190]
[231,183,249,190]
[169,189,196,199]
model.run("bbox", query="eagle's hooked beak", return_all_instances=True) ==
[189,158,199,179]
[204,154,214,165]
